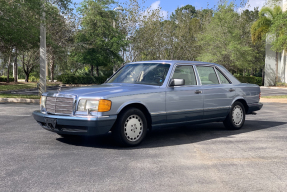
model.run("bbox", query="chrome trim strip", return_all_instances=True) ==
[150,111,166,115]
[153,117,226,127]
[204,106,231,110]
[213,66,221,84]
[165,108,203,114]
[164,106,230,115]
[97,116,111,119]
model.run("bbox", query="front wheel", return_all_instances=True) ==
[113,108,147,146]
[223,101,245,130]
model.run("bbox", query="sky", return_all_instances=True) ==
[73,0,267,19]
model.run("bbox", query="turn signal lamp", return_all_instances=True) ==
[98,99,112,112]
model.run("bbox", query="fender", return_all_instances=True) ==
[116,100,150,114]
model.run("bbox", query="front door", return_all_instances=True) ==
[166,65,204,124]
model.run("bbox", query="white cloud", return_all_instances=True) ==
[143,1,169,20]
[238,0,267,13]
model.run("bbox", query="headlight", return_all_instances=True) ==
[77,99,111,112]
[86,100,99,111]
[40,96,46,110]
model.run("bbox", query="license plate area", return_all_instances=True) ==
[45,118,57,129]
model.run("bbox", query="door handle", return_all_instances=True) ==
[229,88,235,92]
[195,90,202,94]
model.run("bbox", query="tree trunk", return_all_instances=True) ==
[22,54,28,82]
[14,48,18,83]
[25,72,29,82]
[275,52,278,85]
[96,65,99,77]
[91,64,94,76]
[50,54,54,82]
[6,52,12,83]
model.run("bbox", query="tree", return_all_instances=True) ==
[20,49,40,82]
[75,0,127,76]
[269,11,287,52]
[170,5,197,21]
[0,0,40,82]
[197,3,253,72]
[251,5,283,84]
[239,9,265,76]
[46,5,74,81]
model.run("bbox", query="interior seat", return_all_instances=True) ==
[208,73,219,84]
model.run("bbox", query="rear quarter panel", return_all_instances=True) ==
[235,83,260,104]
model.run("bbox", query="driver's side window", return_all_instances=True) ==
[172,65,197,85]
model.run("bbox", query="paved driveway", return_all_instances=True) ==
[0,103,287,191]
[261,87,287,96]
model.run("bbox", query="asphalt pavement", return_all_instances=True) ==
[260,87,287,96]
[0,102,287,191]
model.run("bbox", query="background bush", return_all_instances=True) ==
[0,76,14,82]
[235,76,262,86]
[57,74,108,84]
[29,75,39,82]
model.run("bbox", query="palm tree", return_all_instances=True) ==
[251,5,282,85]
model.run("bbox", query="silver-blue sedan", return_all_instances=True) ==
[33,60,263,146]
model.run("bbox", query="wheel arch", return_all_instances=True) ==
[116,102,152,130]
[232,97,249,113]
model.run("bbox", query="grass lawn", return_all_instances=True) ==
[0,82,59,92]
[261,95,287,99]
[0,82,36,91]
[0,94,40,99]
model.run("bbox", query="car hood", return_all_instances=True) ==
[47,83,160,98]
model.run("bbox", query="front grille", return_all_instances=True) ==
[46,97,74,115]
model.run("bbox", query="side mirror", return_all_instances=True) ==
[170,79,185,86]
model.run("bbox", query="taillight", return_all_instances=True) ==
[259,92,261,99]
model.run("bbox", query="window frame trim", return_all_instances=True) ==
[195,65,221,86]
[214,67,232,84]
[167,64,199,87]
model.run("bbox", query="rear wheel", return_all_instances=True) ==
[113,108,147,146]
[223,101,245,130]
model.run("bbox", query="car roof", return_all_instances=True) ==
[128,60,222,67]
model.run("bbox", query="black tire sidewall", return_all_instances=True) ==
[116,108,147,146]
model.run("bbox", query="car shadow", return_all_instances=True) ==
[56,120,286,149]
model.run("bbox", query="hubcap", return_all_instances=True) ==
[124,115,143,142]
[232,105,243,126]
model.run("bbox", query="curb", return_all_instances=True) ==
[0,98,39,104]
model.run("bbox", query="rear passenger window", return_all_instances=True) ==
[215,68,230,84]
[196,66,219,85]
[172,65,197,85]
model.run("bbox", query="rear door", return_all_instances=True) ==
[166,65,204,124]
[195,65,235,119]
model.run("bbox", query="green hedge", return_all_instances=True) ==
[57,74,108,84]
[0,76,14,82]
[235,76,262,86]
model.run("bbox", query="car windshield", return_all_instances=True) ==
[107,63,171,86]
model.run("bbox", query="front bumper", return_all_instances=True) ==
[247,102,263,114]
[32,110,117,136]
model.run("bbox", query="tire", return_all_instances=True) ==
[223,101,245,130]
[113,107,147,147]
